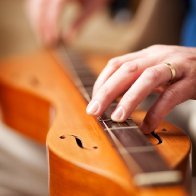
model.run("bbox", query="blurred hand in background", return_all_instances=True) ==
[27,0,109,46]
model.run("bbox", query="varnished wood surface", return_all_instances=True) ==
[0,50,191,195]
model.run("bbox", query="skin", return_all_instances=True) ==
[27,1,196,133]
[27,0,108,46]
[86,45,196,133]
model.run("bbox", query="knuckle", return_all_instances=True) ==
[143,67,162,82]
[123,93,136,104]
[121,62,139,73]
[107,57,121,69]
[121,62,130,68]
[99,85,110,99]
[148,111,158,122]
[147,44,163,51]
[122,92,130,100]
[162,89,178,103]
[144,111,159,127]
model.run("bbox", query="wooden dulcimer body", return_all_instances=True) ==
[0,48,191,195]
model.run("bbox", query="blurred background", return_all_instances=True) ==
[0,0,195,195]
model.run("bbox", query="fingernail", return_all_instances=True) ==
[111,106,124,121]
[86,100,100,115]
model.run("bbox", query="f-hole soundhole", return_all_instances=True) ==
[59,134,98,150]
[151,131,162,144]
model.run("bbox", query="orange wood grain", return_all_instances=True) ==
[0,50,191,195]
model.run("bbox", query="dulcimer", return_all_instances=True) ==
[0,45,191,195]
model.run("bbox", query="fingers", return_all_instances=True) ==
[28,0,108,45]
[87,59,185,127]
[62,0,108,43]
[27,0,46,37]
[42,0,66,45]
[87,58,154,116]
[86,45,196,134]
[140,80,192,133]
[110,64,174,122]
[27,0,67,46]
[92,50,146,96]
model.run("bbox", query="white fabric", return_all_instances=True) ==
[0,123,48,196]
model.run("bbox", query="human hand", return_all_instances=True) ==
[86,45,196,133]
[27,0,108,46]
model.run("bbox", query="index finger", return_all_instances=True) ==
[92,50,146,96]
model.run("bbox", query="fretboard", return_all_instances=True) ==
[56,46,182,187]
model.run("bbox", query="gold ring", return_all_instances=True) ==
[164,62,176,82]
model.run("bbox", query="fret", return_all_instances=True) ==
[102,102,118,118]
[102,122,181,186]
[112,128,151,148]
[100,118,137,129]
[121,146,155,153]
[134,170,182,187]
[104,126,138,130]
[129,150,168,172]
[57,46,182,186]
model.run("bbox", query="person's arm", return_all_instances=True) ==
[86,45,196,133]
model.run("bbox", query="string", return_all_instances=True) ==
[54,44,182,186]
